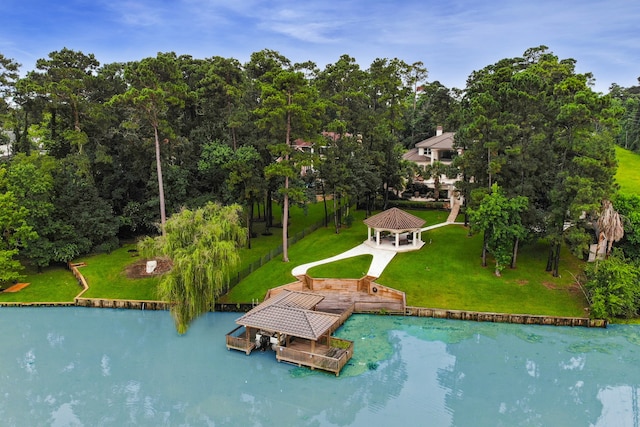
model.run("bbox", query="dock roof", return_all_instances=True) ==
[235,290,341,340]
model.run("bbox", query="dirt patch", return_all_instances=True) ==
[568,283,583,295]
[515,280,529,286]
[125,258,172,279]
[542,281,558,290]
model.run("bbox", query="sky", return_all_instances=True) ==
[1,0,639,93]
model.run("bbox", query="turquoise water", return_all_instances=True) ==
[1,308,639,426]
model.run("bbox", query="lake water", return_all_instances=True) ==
[1,307,639,426]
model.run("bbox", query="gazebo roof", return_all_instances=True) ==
[363,207,426,231]
[235,290,341,341]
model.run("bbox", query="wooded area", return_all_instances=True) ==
[1,46,639,319]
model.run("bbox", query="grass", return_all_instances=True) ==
[237,200,334,269]
[0,264,81,303]
[75,244,159,300]
[1,201,333,303]
[376,225,587,317]
[615,145,640,196]
[223,207,587,318]
[307,255,373,279]
[222,208,452,302]
[221,213,369,302]
[3,203,588,319]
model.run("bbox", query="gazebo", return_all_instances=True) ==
[363,207,425,251]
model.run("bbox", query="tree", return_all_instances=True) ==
[359,58,419,209]
[0,53,20,117]
[5,153,57,269]
[458,46,620,276]
[405,80,461,148]
[613,194,640,260]
[50,154,120,262]
[422,160,454,200]
[610,78,640,152]
[585,250,640,320]
[109,53,189,236]
[28,48,100,154]
[252,51,323,262]
[138,202,247,334]
[224,145,266,248]
[468,184,528,276]
[0,166,37,284]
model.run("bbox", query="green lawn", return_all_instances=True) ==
[221,213,369,302]
[307,255,373,279]
[75,244,160,300]
[615,145,640,196]
[222,208,452,302]
[224,208,587,318]
[376,225,587,317]
[237,200,334,269]
[4,204,588,319]
[0,264,81,303]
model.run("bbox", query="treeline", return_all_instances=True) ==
[0,46,638,310]
[0,48,458,276]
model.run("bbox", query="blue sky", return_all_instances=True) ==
[1,0,638,92]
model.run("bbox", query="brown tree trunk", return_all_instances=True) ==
[511,237,519,269]
[153,123,166,236]
[481,231,488,267]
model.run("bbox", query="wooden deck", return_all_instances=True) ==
[275,336,353,376]
[226,278,406,376]
[268,276,406,314]
[313,289,405,313]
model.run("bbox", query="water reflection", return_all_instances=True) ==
[0,308,638,426]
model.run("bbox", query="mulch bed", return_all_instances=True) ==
[125,258,173,279]
[2,283,30,293]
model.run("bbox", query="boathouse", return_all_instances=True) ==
[226,290,354,376]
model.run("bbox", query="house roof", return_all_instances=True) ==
[415,132,456,150]
[235,290,340,340]
[402,148,429,163]
[363,207,426,231]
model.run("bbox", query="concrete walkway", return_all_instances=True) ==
[292,220,465,279]
[291,243,397,279]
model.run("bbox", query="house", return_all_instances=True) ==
[402,126,462,198]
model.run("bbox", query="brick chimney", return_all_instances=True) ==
[436,125,443,136]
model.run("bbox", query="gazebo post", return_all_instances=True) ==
[376,229,381,246]
[395,232,400,247]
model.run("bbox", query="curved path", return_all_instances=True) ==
[291,243,397,279]
[291,221,465,279]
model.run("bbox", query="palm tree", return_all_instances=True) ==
[424,161,448,200]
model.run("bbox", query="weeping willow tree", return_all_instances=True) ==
[138,202,247,334]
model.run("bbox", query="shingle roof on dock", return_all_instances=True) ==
[235,290,341,340]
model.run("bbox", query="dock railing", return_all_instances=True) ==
[226,325,255,354]
[276,337,353,376]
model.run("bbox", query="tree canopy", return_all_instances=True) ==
[1,46,637,318]
[138,202,246,334]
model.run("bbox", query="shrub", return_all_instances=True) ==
[584,251,640,320]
